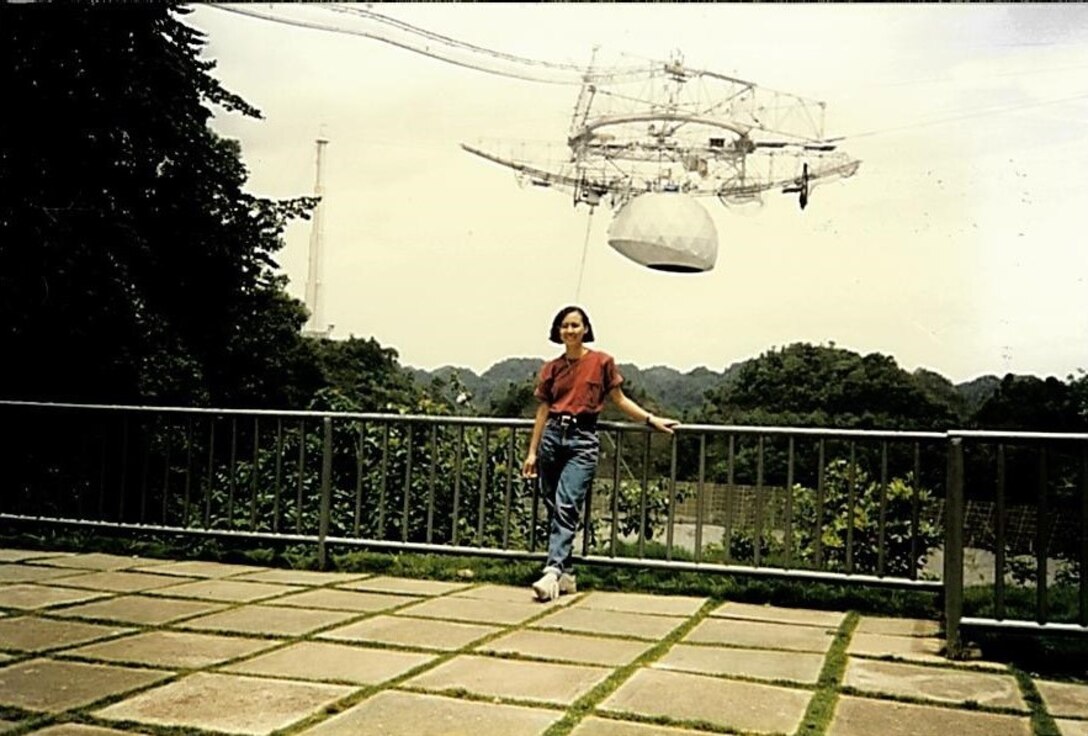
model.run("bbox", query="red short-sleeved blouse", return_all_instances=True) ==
[533,349,624,415]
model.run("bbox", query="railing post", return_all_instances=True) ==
[318,417,332,570]
[944,436,965,658]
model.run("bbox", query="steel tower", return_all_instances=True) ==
[302,136,331,337]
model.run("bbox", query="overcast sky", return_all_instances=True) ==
[184,4,1088,384]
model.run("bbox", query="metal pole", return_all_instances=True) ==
[318,417,332,569]
[944,437,965,658]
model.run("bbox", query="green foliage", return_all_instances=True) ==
[170,406,545,553]
[721,459,942,578]
[309,337,419,413]
[700,343,963,429]
[1,5,319,407]
[972,373,1088,431]
[487,379,538,418]
[591,479,678,545]
[789,460,941,576]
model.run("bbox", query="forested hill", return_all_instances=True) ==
[405,359,745,415]
[405,353,1008,421]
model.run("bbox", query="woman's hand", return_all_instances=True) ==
[648,415,680,434]
[521,453,538,478]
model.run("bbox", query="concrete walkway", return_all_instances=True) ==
[0,548,1085,736]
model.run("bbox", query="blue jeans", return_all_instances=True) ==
[538,420,599,574]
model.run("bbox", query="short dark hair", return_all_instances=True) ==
[548,305,595,344]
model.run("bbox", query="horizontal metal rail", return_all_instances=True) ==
[0,400,945,439]
[959,617,1088,634]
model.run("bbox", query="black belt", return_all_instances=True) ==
[548,412,598,430]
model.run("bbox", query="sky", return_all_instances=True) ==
[183,4,1088,384]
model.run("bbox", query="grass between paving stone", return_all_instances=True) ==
[1011,666,1062,736]
[854,651,1013,674]
[273,587,588,735]
[1,529,941,619]
[835,687,1030,717]
[0,705,51,736]
[536,599,719,736]
[793,611,858,736]
[0,580,483,736]
[0,667,194,736]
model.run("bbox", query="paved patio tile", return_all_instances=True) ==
[854,616,940,637]
[847,632,945,663]
[397,596,545,625]
[828,694,1031,736]
[31,553,165,572]
[25,725,139,736]
[93,672,354,735]
[0,565,85,584]
[129,560,268,578]
[599,668,812,735]
[295,690,560,736]
[0,658,173,713]
[64,630,278,669]
[1035,680,1088,719]
[144,579,298,603]
[683,618,835,653]
[46,571,196,593]
[479,629,654,666]
[221,641,435,684]
[0,585,110,610]
[50,595,226,625]
[654,643,824,684]
[1055,719,1088,736]
[452,584,575,606]
[272,588,416,613]
[843,657,1026,710]
[0,549,73,563]
[177,605,356,636]
[571,716,714,735]
[404,654,612,705]
[0,616,132,652]
[532,607,684,641]
[232,569,370,586]
[571,591,706,617]
[318,615,499,651]
[709,601,846,628]
[336,576,470,596]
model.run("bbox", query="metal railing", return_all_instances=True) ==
[3,400,1087,651]
[943,430,1088,652]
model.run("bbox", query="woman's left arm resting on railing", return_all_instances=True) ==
[607,387,680,434]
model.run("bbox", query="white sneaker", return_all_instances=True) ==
[532,571,559,602]
[558,573,577,595]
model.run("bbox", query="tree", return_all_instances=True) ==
[700,343,959,430]
[1,5,316,407]
[971,374,1086,432]
[309,337,419,413]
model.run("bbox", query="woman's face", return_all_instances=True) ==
[559,310,588,346]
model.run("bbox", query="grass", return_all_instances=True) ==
[1,526,941,620]
[3,526,1085,736]
[795,612,858,736]
[1012,666,1063,736]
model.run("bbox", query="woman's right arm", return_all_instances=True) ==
[522,401,550,477]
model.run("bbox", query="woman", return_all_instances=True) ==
[521,305,679,602]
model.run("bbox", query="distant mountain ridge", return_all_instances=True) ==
[406,357,1001,416]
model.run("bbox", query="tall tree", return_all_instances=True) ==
[1,5,317,407]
